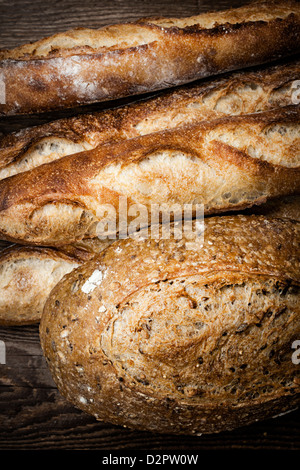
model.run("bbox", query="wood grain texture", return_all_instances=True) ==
[0,0,299,451]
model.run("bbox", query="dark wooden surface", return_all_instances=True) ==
[0,0,299,451]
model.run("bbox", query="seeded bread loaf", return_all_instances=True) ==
[0,105,298,246]
[0,1,299,116]
[39,214,300,435]
[0,58,299,179]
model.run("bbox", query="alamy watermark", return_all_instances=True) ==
[95,197,204,249]
[0,75,5,105]
[291,80,300,105]
[292,340,300,365]
[0,340,6,364]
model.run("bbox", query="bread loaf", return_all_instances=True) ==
[39,214,300,435]
[0,105,298,246]
[0,237,113,325]
[0,1,299,115]
[1,58,299,179]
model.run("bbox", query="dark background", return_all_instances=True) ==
[0,0,299,451]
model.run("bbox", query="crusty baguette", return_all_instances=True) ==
[1,58,299,180]
[0,105,299,246]
[0,1,300,115]
[0,237,113,326]
[39,214,300,435]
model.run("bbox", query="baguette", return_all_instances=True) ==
[0,1,300,116]
[1,194,299,326]
[1,58,299,179]
[39,214,300,435]
[0,237,113,325]
[0,105,299,246]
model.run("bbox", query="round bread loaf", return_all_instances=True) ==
[39,215,300,434]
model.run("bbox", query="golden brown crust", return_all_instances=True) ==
[0,58,299,179]
[0,1,299,115]
[0,105,299,246]
[39,215,300,435]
